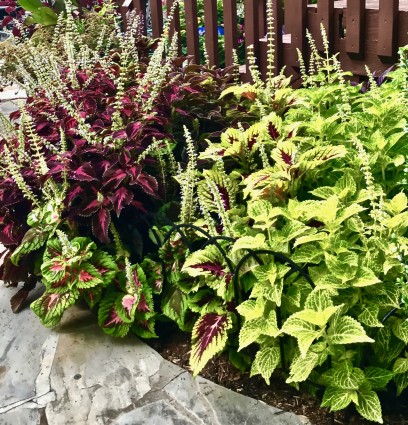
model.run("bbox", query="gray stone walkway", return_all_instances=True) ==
[0,286,310,425]
[0,86,25,117]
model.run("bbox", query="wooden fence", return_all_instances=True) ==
[119,0,408,82]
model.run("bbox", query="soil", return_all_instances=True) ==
[147,322,408,425]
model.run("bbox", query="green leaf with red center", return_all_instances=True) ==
[10,227,50,266]
[115,293,139,323]
[98,291,131,337]
[182,245,233,301]
[80,287,102,309]
[190,312,233,376]
[31,290,79,327]
[75,263,103,289]
[92,250,118,285]
[131,314,157,338]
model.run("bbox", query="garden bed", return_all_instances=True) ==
[148,323,408,425]
[1,3,408,425]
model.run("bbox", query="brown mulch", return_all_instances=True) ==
[147,322,408,425]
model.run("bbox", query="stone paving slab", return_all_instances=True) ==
[0,286,311,425]
[0,85,26,118]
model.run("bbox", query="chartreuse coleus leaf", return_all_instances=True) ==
[393,356,408,374]
[321,362,365,390]
[286,351,319,383]
[251,262,287,306]
[247,200,282,229]
[236,298,265,321]
[320,363,386,422]
[281,290,341,357]
[394,372,408,396]
[281,316,322,358]
[190,312,233,376]
[373,327,405,364]
[238,309,279,350]
[250,347,280,385]
[352,267,380,287]
[358,305,383,328]
[392,319,408,344]
[325,251,359,283]
[364,367,394,390]
[327,315,374,345]
[356,386,383,424]
[291,243,323,264]
[231,234,268,254]
[321,387,357,412]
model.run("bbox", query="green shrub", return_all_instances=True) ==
[157,41,408,423]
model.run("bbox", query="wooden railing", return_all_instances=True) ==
[119,0,408,82]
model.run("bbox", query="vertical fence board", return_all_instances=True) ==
[223,0,238,67]
[378,0,399,58]
[346,0,365,56]
[184,0,200,63]
[166,0,181,55]
[272,0,283,75]
[133,0,147,34]
[204,0,220,67]
[258,0,267,38]
[286,0,307,67]
[244,0,260,81]
[316,0,334,51]
[120,0,133,30]
[150,0,163,38]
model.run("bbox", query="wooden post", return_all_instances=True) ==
[346,0,365,56]
[378,0,399,60]
[150,0,163,38]
[223,0,238,67]
[272,0,283,75]
[244,0,261,81]
[258,0,267,38]
[120,0,133,31]
[316,0,334,52]
[285,0,307,67]
[133,0,147,34]
[166,0,181,55]
[204,0,220,67]
[184,0,200,63]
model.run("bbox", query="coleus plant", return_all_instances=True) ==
[0,7,232,330]
[157,45,408,423]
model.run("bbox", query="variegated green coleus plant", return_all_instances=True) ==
[157,46,408,423]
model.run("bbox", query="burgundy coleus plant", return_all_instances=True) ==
[0,56,225,251]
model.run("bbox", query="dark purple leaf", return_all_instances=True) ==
[108,187,133,217]
[130,200,147,213]
[79,198,102,217]
[126,122,143,139]
[65,186,85,206]
[135,172,158,197]
[92,208,111,243]
[73,163,97,181]
[102,168,127,189]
